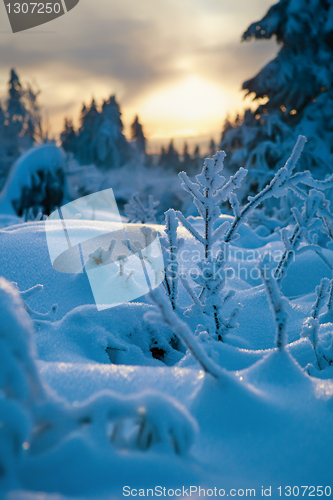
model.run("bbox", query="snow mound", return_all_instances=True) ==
[0,144,66,215]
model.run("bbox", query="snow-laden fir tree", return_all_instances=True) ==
[60,118,77,156]
[0,70,43,188]
[0,103,9,181]
[159,140,181,171]
[61,95,130,170]
[95,95,130,169]
[76,99,99,165]
[220,0,333,197]
[209,138,216,158]
[131,115,147,159]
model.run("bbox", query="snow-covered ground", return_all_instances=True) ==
[1,216,332,499]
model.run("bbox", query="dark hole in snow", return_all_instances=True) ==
[170,335,185,353]
[106,347,125,364]
[150,347,166,361]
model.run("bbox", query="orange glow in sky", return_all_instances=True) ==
[0,0,276,153]
[135,76,231,139]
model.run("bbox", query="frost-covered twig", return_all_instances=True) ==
[224,136,307,243]
[258,256,289,351]
[169,152,244,340]
[300,279,332,372]
[146,287,229,381]
[312,278,330,319]
[160,209,183,309]
[125,193,159,224]
[176,151,246,255]
[274,190,323,280]
[14,282,58,321]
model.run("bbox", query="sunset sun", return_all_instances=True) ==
[137,75,231,139]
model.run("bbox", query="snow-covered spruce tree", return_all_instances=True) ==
[220,0,333,199]
[61,96,131,170]
[182,142,193,173]
[60,118,77,156]
[75,99,99,166]
[0,102,9,182]
[208,138,216,158]
[159,140,181,171]
[0,69,42,186]
[131,115,147,161]
[95,95,130,170]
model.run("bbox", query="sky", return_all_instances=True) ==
[0,0,277,153]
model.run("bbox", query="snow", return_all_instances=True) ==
[0,212,332,498]
[0,135,332,499]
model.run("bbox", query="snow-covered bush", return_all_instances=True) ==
[171,150,246,341]
[156,134,333,364]
[124,193,159,223]
[159,136,307,343]
[0,144,66,217]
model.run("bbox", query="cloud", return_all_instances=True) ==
[0,0,278,138]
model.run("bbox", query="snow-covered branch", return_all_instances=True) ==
[258,256,289,351]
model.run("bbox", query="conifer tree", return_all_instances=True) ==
[159,146,167,166]
[0,69,41,184]
[159,139,181,171]
[6,70,36,159]
[182,142,192,171]
[6,69,26,136]
[170,140,182,170]
[60,118,77,155]
[220,0,333,189]
[131,115,146,156]
[209,138,216,157]
[0,103,9,182]
[95,95,130,169]
[66,95,131,169]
